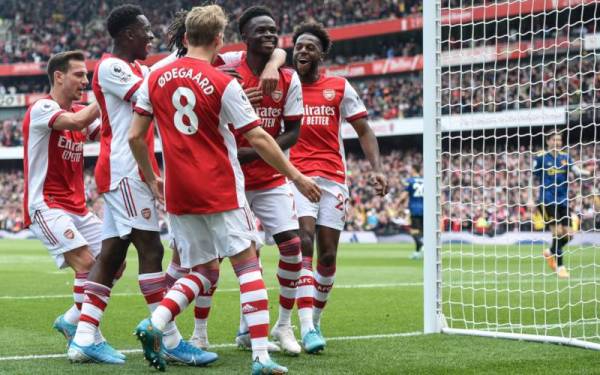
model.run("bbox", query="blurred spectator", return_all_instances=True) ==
[0,0,419,64]
[0,142,598,233]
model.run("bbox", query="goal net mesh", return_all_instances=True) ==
[439,0,600,345]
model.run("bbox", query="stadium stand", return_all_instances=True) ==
[0,0,598,240]
[0,0,421,63]
[0,143,598,234]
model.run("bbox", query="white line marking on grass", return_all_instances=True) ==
[0,282,416,300]
[2,275,597,300]
[0,331,423,361]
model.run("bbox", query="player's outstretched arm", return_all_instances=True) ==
[128,112,163,204]
[238,119,301,164]
[243,126,320,202]
[52,102,100,131]
[350,117,388,196]
[259,48,287,95]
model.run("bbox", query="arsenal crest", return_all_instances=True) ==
[323,89,335,101]
[141,208,152,220]
[64,229,75,240]
[271,90,283,102]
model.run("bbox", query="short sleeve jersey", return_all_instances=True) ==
[22,98,98,226]
[225,53,303,190]
[404,176,424,216]
[134,57,260,215]
[92,53,159,193]
[290,76,367,185]
[533,151,573,206]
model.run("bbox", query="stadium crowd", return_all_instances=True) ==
[1,146,598,235]
[0,0,421,64]
[3,51,598,147]
[443,55,600,114]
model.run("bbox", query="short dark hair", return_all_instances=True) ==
[292,22,331,54]
[545,128,562,140]
[47,50,85,85]
[413,164,422,174]
[238,6,274,34]
[107,4,143,39]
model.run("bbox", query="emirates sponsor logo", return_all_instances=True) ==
[58,136,84,162]
[241,303,258,314]
[141,208,152,220]
[271,90,283,102]
[64,229,75,240]
[323,89,335,101]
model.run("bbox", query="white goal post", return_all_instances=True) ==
[423,0,600,350]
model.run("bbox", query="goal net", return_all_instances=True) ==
[429,0,600,349]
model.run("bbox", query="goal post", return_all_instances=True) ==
[424,0,600,350]
[423,0,443,334]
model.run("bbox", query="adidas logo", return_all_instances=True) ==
[241,303,258,314]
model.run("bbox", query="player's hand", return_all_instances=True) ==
[292,174,321,203]
[259,65,279,96]
[244,87,263,108]
[148,176,164,205]
[369,172,388,196]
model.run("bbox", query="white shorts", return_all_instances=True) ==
[290,176,349,231]
[102,178,160,240]
[29,208,102,269]
[168,206,263,268]
[246,184,299,238]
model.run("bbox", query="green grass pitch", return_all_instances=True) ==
[0,240,599,374]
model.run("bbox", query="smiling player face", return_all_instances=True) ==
[243,15,278,57]
[59,60,89,101]
[129,15,155,61]
[293,33,323,78]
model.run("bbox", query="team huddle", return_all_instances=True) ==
[22,4,387,374]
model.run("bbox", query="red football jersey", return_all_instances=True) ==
[226,53,303,190]
[135,57,261,215]
[290,76,367,184]
[23,97,100,226]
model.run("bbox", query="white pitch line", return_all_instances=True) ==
[0,331,423,361]
[2,276,599,300]
[0,282,417,300]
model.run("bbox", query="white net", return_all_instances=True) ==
[439,0,600,346]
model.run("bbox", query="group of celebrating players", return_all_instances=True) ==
[22,2,582,373]
[22,3,387,374]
